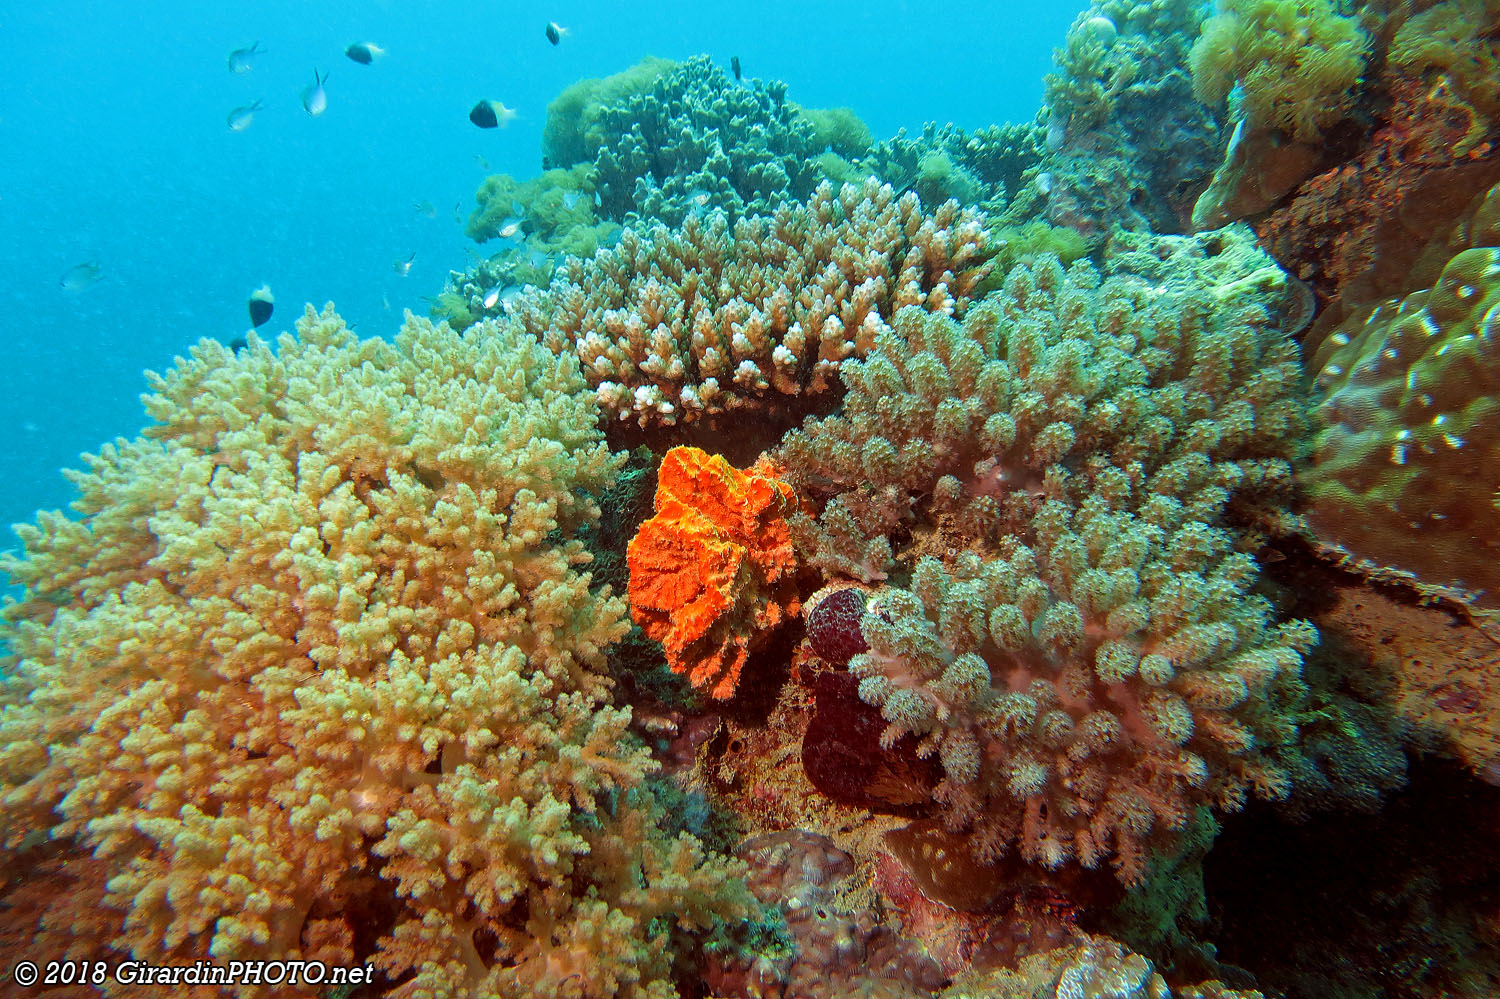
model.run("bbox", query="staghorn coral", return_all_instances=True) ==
[777,242,1316,883]
[0,307,752,997]
[505,178,992,431]
[1303,185,1500,609]
[626,446,803,700]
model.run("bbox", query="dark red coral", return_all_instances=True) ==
[801,670,940,816]
[804,584,869,667]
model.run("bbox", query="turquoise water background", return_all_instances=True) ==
[0,0,1077,541]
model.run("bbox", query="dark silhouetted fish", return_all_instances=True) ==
[344,42,384,65]
[546,22,569,45]
[731,56,741,81]
[469,99,516,129]
[248,284,274,327]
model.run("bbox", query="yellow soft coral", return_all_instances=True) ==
[1189,0,1370,141]
[0,306,749,996]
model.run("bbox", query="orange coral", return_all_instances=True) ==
[627,446,803,699]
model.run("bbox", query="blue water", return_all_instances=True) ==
[0,0,1075,542]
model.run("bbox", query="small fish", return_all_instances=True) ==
[496,218,523,240]
[344,42,385,65]
[684,188,713,214]
[227,42,264,74]
[226,100,263,132]
[301,69,329,116]
[394,252,415,277]
[413,200,437,218]
[469,99,517,129]
[59,261,102,292]
[382,294,392,311]
[561,191,581,210]
[482,287,501,309]
[248,284,275,327]
[475,154,492,171]
[229,336,248,355]
[545,22,569,46]
[527,249,552,270]
[731,56,741,81]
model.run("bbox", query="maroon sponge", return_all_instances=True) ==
[806,585,869,667]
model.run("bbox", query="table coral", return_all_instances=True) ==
[0,308,752,997]
[506,178,992,429]
[627,446,803,700]
[776,240,1317,883]
[1304,196,1500,609]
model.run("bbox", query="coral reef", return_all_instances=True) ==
[1039,0,1223,237]
[505,178,992,431]
[705,830,947,999]
[465,164,613,251]
[941,933,1262,999]
[546,55,825,227]
[1254,76,1500,335]
[776,239,1317,883]
[1387,0,1500,152]
[1303,185,1500,609]
[1188,0,1369,143]
[1205,757,1500,998]
[626,446,803,700]
[1186,0,1372,229]
[0,308,752,996]
[852,121,1044,213]
[541,56,678,170]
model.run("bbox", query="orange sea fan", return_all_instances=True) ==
[627,446,804,699]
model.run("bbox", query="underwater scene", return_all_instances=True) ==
[2,0,1500,996]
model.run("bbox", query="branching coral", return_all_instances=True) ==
[627,447,803,700]
[0,307,751,996]
[776,238,1316,883]
[549,54,824,227]
[505,178,992,429]
[1304,184,1500,608]
[779,231,1308,586]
